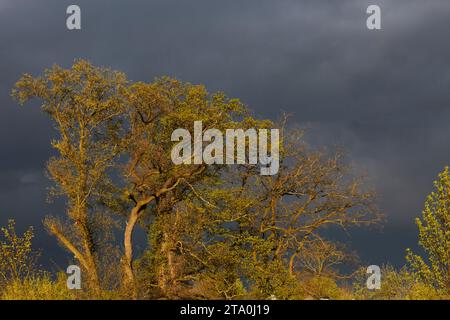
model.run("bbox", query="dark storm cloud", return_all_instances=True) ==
[1,0,450,266]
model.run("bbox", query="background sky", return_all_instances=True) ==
[1,0,450,270]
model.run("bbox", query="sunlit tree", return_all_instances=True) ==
[13,60,381,300]
[406,167,450,294]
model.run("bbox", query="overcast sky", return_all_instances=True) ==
[1,0,450,269]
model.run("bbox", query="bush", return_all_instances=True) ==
[0,219,39,285]
[353,265,444,300]
[0,273,77,300]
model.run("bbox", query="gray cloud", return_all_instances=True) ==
[1,0,450,267]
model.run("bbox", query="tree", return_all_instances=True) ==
[12,60,127,294]
[406,167,450,294]
[135,124,381,299]
[118,77,267,297]
[13,60,380,299]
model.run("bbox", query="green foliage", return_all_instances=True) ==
[0,273,77,300]
[301,276,351,300]
[0,219,39,285]
[406,167,450,294]
[353,265,444,300]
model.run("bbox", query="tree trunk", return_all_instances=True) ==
[157,230,179,297]
[48,221,101,295]
[123,207,139,299]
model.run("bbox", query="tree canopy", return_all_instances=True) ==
[9,60,384,299]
